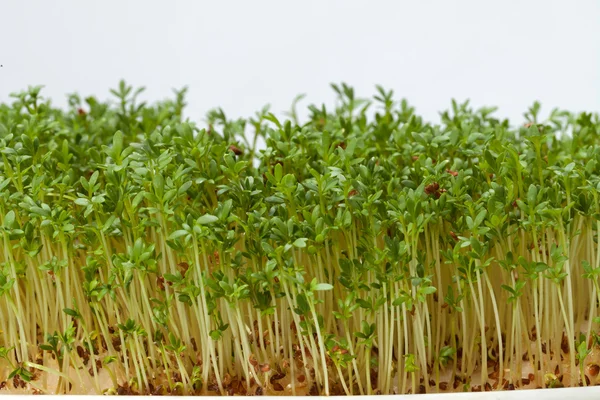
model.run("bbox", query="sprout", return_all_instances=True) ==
[0,82,600,394]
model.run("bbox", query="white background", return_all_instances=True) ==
[0,0,598,124]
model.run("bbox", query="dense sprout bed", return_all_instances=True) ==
[1,82,600,395]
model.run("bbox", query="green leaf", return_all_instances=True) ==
[197,214,218,225]
[293,238,307,248]
[4,210,15,228]
[314,283,333,291]
[169,230,189,240]
[74,198,90,206]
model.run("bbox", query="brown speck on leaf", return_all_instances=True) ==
[348,189,358,198]
[157,276,165,290]
[447,169,458,177]
[77,108,86,116]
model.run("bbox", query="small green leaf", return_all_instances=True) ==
[314,283,333,291]
[197,214,219,225]
[293,238,307,248]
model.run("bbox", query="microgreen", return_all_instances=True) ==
[0,82,599,394]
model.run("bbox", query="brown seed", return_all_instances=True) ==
[272,382,284,391]
[260,363,271,373]
[472,385,481,392]
[249,354,258,367]
[418,385,426,394]
[508,383,515,390]
[424,182,440,196]
[156,276,165,290]
[298,374,306,383]
[229,145,243,156]
[561,334,570,354]
[484,382,492,391]
[270,372,286,383]
[309,384,319,396]
[528,373,535,382]
[587,364,600,377]
[439,382,448,390]
[207,382,219,392]
[522,378,530,385]
[152,385,164,395]
[582,375,591,386]
[429,379,436,387]
[178,262,189,275]
[255,386,264,396]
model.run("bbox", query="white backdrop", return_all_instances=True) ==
[0,0,598,124]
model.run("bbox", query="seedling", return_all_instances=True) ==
[0,82,599,395]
